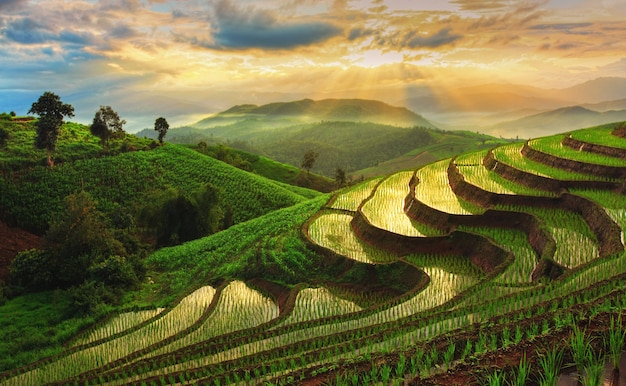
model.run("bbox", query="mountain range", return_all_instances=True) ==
[137,98,502,177]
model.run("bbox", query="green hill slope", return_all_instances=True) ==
[137,99,507,177]
[7,119,626,385]
[0,120,317,233]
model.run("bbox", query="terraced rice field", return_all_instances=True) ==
[4,122,626,385]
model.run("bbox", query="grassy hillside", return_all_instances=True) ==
[144,120,506,177]
[0,119,318,233]
[4,118,626,385]
[191,143,335,192]
[353,129,509,178]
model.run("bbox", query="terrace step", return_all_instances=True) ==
[449,158,623,258]
[523,135,626,179]
[486,145,620,193]
[563,138,626,158]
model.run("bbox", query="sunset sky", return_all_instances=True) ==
[1,0,626,130]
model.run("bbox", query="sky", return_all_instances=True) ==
[1,0,626,131]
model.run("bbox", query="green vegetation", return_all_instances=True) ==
[0,133,313,233]
[193,142,334,192]
[530,133,626,167]
[3,116,626,385]
[137,99,508,178]
[28,91,75,167]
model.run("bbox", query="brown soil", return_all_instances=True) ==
[0,221,41,282]
[563,135,626,159]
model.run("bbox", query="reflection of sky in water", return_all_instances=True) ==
[309,212,397,264]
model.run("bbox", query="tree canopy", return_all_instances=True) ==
[301,149,318,174]
[154,117,169,145]
[90,106,126,149]
[28,91,75,166]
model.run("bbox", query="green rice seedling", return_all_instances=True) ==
[570,324,590,380]
[380,364,392,384]
[443,342,456,371]
[513,326,524,344]
[476,332,488,355]
[411,349,424,377]
[485,369,505,386]
[4,285,217,385]
[307,211,397,264]
[537,346,563,386]
[370,363,379,382]
[511,353,531,386]
[608,315,625,370]
[421,354,433,378]
[461,339,473,361]
[582,350,605,386]
[570,124,626,148]
[330,178,381,212]
[456,150,557,196]
[493,142,612,181]
[414,159,485,215]
[396,353,406,378]
[501,327,511,348]
[430,346,439,365]
[530,134,626,167]
[71,308,165,347]
[361,171,443,237]
[275,287,362,327]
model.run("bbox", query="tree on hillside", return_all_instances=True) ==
[28,91,75,167]
[334,167,347,188]
[90,106,126,150]
[301,150,319,174]
[154,116,169,145]
[140,183,224,247]
[10,191,143,293]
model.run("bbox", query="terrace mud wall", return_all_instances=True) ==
[350,210,509,274]
[482,149,620,192]
[447,159,623,258]
[562,135,626,159]
[404,175,553,263]
[521,141,626,179]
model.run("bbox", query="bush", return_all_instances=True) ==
[10,249,56,290]
[88,255,139,287]
[67,280,117,315]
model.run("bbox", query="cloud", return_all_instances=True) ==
[3,18,53,44]
[530,22,594,34]
[450,0,509,11]
[191,0,342,50]
[0,0,26,11]
[402,28,462,48]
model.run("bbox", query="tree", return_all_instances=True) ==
[301,149,319,174]
[28,91,75,166]
[90,105,126,150]
[154,117,169,145]
[334,167,347,188]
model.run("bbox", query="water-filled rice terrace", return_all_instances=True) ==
[4,123,626,385]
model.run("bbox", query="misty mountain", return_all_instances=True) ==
[582,98,626,112]
[554,77,626,104]
[491,106,626,139]
[404,77,626,118]
[191,98,436,131]
[136,98,506,177]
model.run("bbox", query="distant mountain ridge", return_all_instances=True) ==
[192,98,436,129]
[136,98,507,177]
[492,105,626,138]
